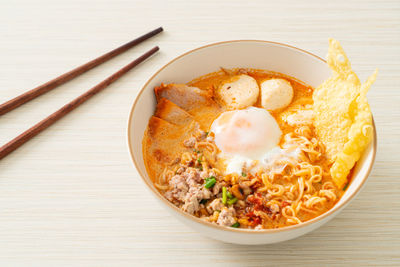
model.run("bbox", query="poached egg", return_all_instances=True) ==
[210,107,299,175]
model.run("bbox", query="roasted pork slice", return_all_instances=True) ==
[155,98,194,126]
[155,83,222,130]
[155,83,212,110]
[142,116,200,184]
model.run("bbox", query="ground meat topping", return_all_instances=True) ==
[207,198,224,214]
[183,137,196,148]
[212,182,222,195]
[217,207,236,226]
[165,167,219,215]
[269,203,280,214]
[166,175,189,202]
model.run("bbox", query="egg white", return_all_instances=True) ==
[210,107,299,175]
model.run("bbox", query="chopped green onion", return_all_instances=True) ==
[204,177,216,189]
[193,149,200,154]
[231,222,240,228]
[226,191,234,199]
[343,183,349,191]
[205,131,209,136]
[222,186,227,204]
[205,176,216,182]
[241,172,247,177]
[197,158,202,164]
[227,197,238,205]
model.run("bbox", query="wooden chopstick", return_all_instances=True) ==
[0,46,159,160]
[0,27,163,116]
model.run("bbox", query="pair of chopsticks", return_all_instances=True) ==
[0,27,163,160]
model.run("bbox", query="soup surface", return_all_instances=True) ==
[143,68,344,229]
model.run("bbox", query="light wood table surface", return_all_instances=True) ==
[0,0,399,266]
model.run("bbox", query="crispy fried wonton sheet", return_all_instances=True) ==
[313,39,377,188]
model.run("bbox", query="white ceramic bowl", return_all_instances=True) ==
[127,40,376,245]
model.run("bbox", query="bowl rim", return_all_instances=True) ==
[127,39,377,234]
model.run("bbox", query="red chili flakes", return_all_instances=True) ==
[247,194,265,211]
[245,194,272,228]
[250,181,261,190]
[245,211,262,227]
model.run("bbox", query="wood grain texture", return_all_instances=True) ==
[0,0,399,266]
[0,27,162,116]
[0,46,159,159]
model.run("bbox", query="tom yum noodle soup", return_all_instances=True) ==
[142,39,377,229]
